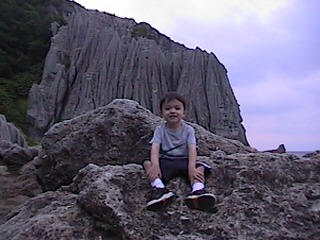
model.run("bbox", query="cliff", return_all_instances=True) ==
[0,114,27,148]
[27,0,249,145]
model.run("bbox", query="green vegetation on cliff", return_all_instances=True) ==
[0,0,55,141]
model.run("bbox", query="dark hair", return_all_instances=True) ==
[160,91,186,110]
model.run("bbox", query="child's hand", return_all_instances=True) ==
[147,164,161,182]
[188,167,204,183]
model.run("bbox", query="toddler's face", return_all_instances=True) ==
[161,99,186,124]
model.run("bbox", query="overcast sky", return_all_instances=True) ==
[75,0,319,151]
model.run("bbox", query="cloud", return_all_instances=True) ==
[75,0,290,30]
[161,0,320,86]
[236,69,320,113]
[237,69,320,151]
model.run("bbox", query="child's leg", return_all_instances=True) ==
[190,165,206,192]
[142,159,175,211]
[185,162,216,211]
[142,160,153,176]
[142,160,165,188]
[191,161,212,187]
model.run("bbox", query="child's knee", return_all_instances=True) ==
[142,160,151,170]
[196,165,205,173]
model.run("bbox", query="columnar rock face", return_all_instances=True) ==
[27,0,248,145]
[0,115,36,166]
[0,114,27,148]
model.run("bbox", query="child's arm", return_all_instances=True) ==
[146,142,162,181]
[188,143,197,169]
[188,144,204,183]
[150,142,160,165]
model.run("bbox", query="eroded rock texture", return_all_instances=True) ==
[37,99,255,191]
[0,114,27,148]
[0,114,39,166]
[27,0,248,145]
[1,99,319,239]
[0,115,42,220]
[1,155,319,239]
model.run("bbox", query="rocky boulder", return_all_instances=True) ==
[0,114,27,148]
[304,150,320,159]
[1,98,319,239]
[0,155,42,221]
[0,152,319,239]
[263,144,286,154]
[37,99,255,191]
[35,98,161,191]
[0,115,42,220]
[0,114,39,166]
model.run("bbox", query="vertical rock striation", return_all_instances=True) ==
[0,114,27,148]
[27,0,248,145]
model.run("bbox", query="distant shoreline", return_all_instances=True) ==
[287,151,313,158]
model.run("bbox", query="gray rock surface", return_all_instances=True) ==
[0,115,42,220]
[37,99,255,191]
[0,141,35,166]
[304,150,320,159]
[0,191,112,239]
[0,115,39,166]
[27,0,248,145]
[0,99,319,239]
[0,114,27,147]
[263,144,286,153]
[0,153,319,239]
[0,146,42,221]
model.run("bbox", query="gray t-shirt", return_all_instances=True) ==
[150,122,196,158]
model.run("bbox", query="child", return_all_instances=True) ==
[142,91,216,211]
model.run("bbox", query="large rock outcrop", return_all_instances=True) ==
[27,0,248,145]
[1,99,319,239]
[0,114,27,148]
[37,99,255,191]
[0,114,39,166]
[1,154,319,239]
